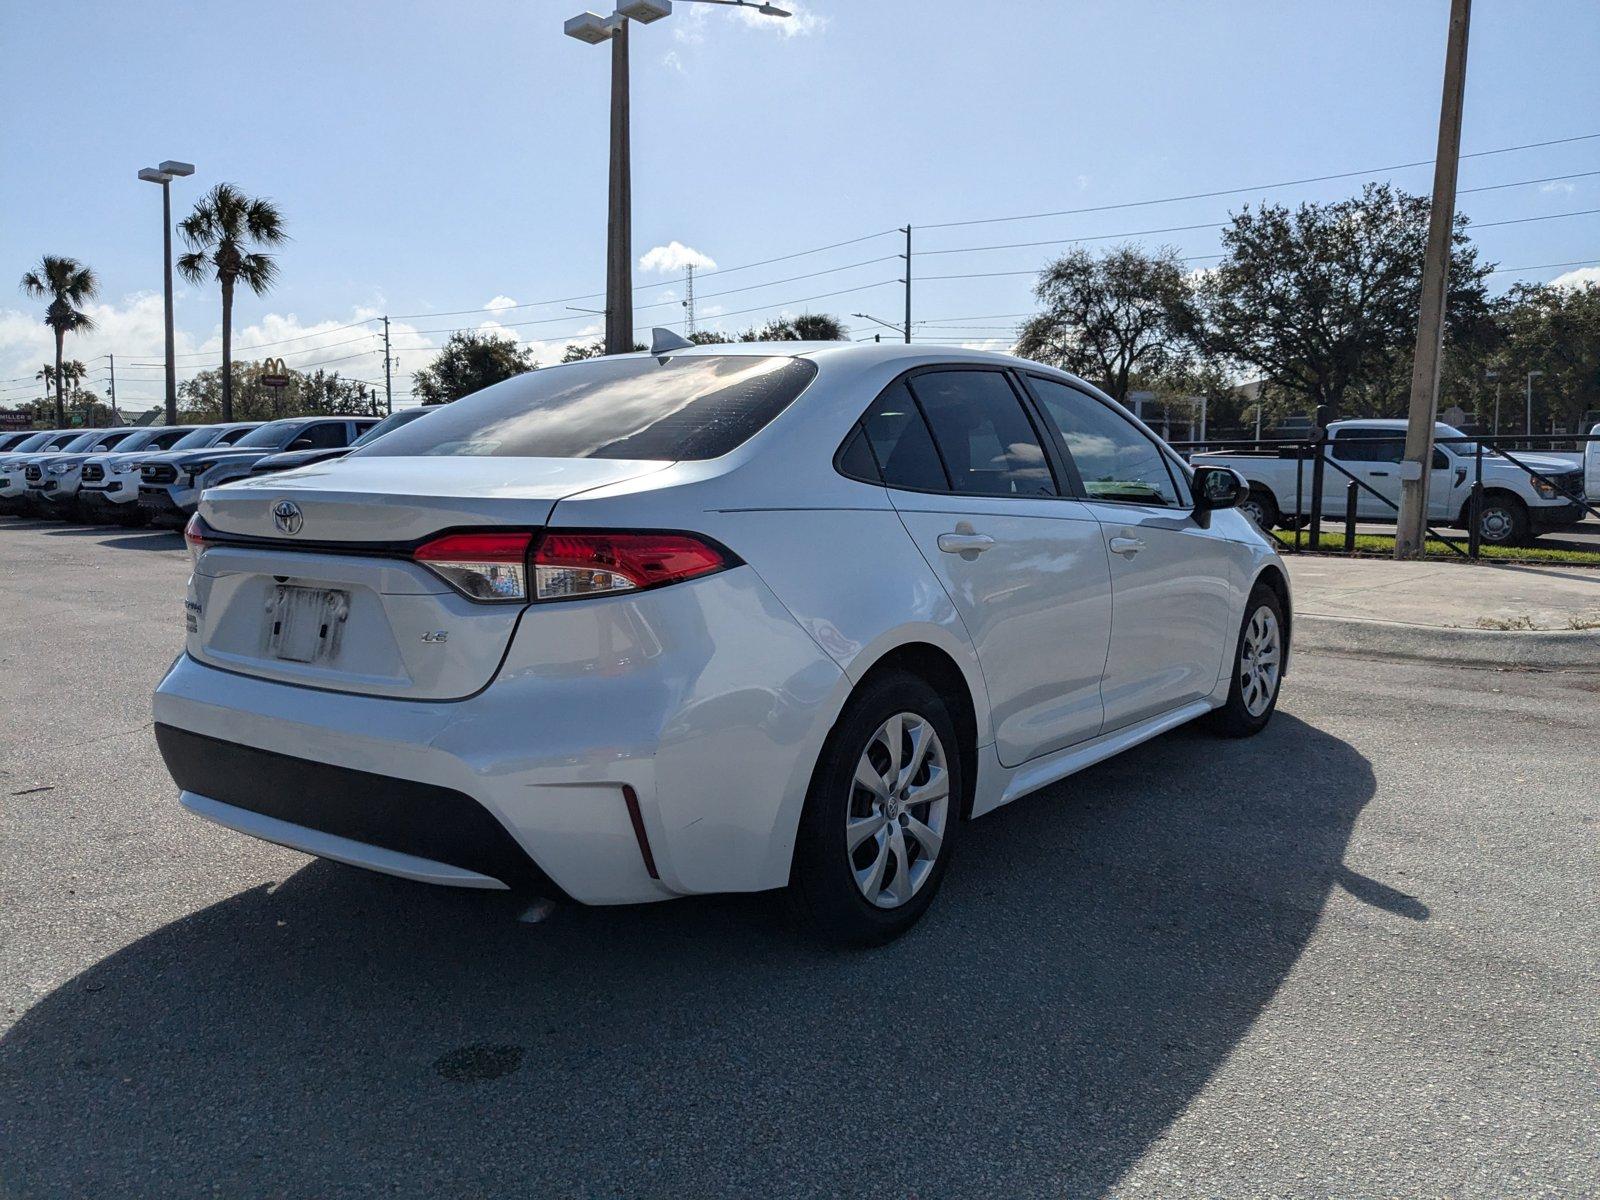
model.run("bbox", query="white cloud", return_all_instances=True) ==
[639,240,717,273]
[1540,180,1577,195]
[662,49,686,73]
[483,295,518,312]
[1549,266,1600,290]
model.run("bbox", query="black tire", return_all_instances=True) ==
[1208,583,1286,738]
[788,670,963,948]
[1475,494,1531,547]
[1238,487,1279,533]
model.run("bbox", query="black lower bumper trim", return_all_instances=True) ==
[154,723,567,898]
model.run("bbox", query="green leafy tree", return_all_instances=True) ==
[1014,245,1196,403]
[415,331,537,403]
[19,255,99,427]
[177,184,288,423]
[1485,282,1600,433]
[561,339,645,363]
[737,314,850,341]
[1195,183,1492,419]
[179,361,379,420]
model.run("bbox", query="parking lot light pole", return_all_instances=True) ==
[138,160,195,426]
[1485,369,1501,433]
[1525,370,1545,437]
[564,1,789,356]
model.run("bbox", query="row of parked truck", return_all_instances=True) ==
[0,409,427,525]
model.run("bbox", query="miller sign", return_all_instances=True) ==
[259,358,290,388]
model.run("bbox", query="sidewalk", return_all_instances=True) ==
[1285,556,1600,668]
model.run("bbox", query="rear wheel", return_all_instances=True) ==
[1208,584,1285,738]
[789,671,961,947]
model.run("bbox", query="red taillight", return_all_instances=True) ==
[532,532,729,600]
[410,529,732,604]
[184,513,207,566]
[413,532,533,602]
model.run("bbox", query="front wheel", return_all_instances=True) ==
[788,671,962,947]
[1208,584,1286,738]
[1475,495,1531,547]
[1238,488,1279,532]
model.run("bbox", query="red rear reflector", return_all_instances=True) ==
[532,532,728,599]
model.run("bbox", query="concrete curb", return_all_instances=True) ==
[1295,613,1600,670]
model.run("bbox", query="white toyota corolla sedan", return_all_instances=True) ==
[154,340,1289,945]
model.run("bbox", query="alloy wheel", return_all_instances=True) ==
[846,713,950,909]
[1239,606,1282,717]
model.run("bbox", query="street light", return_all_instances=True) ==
[138,159,195,425]
[1525,369,1545,438]
[564,0,789,355]
[852,312,908,339]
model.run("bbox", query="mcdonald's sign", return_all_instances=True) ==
[259,358,290,388]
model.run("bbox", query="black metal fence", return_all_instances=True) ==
[1167,431,1599,560]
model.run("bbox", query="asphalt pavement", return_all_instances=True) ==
[1,517,1596,1199]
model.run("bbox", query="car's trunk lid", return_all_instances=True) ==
[188,456,669,699]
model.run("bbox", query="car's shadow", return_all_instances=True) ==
[0,715,1383,1198]
[35,524,185,550]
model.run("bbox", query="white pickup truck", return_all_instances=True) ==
[1192,419,1588,546]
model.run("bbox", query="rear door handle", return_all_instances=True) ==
[937,531,995,556]
[1108,536,1145,557]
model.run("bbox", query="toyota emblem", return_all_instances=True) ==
[272,500,304,536]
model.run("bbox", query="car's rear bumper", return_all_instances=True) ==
[152,568,850,904]
[158,724,567,895]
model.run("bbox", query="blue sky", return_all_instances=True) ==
[3,0,1598,411]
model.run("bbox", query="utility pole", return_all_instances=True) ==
[382,316,394,415]
[901,225,913,344]
[1396,0,1471,558]
[683,263,696,335]
[605,18,633,356]
[1524,369,1544,437]
[107,354,118,423]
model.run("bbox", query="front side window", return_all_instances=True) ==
[360,355,816,462]
[1029,376,1180,506]
[908,370,1056,497]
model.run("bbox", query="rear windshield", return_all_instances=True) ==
[357,354,816,462]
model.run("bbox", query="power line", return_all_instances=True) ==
[918,132,1600,230]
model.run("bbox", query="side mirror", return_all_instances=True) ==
[288,437,314,451]
[1192,465,1247,527]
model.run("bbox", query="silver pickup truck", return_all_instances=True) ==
[1192,419,1587,546]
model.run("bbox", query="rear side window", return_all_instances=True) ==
[850,381,949,491]
[1332,430,1403,463]
[359,355,816,462]
[294,422,351,450]
[909,370,1056,497]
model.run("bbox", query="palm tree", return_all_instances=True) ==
[177,183,287,422]
[19,256,98,427]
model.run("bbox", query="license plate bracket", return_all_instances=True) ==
[267,586,350,664]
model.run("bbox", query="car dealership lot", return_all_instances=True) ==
[1,520,1596,1198]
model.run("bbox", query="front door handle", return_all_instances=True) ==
[1108,536,1145,557]
[937,531,995,557]
[1368,470,1390,477]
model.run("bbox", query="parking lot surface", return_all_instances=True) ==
[1,518,1596,1198]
